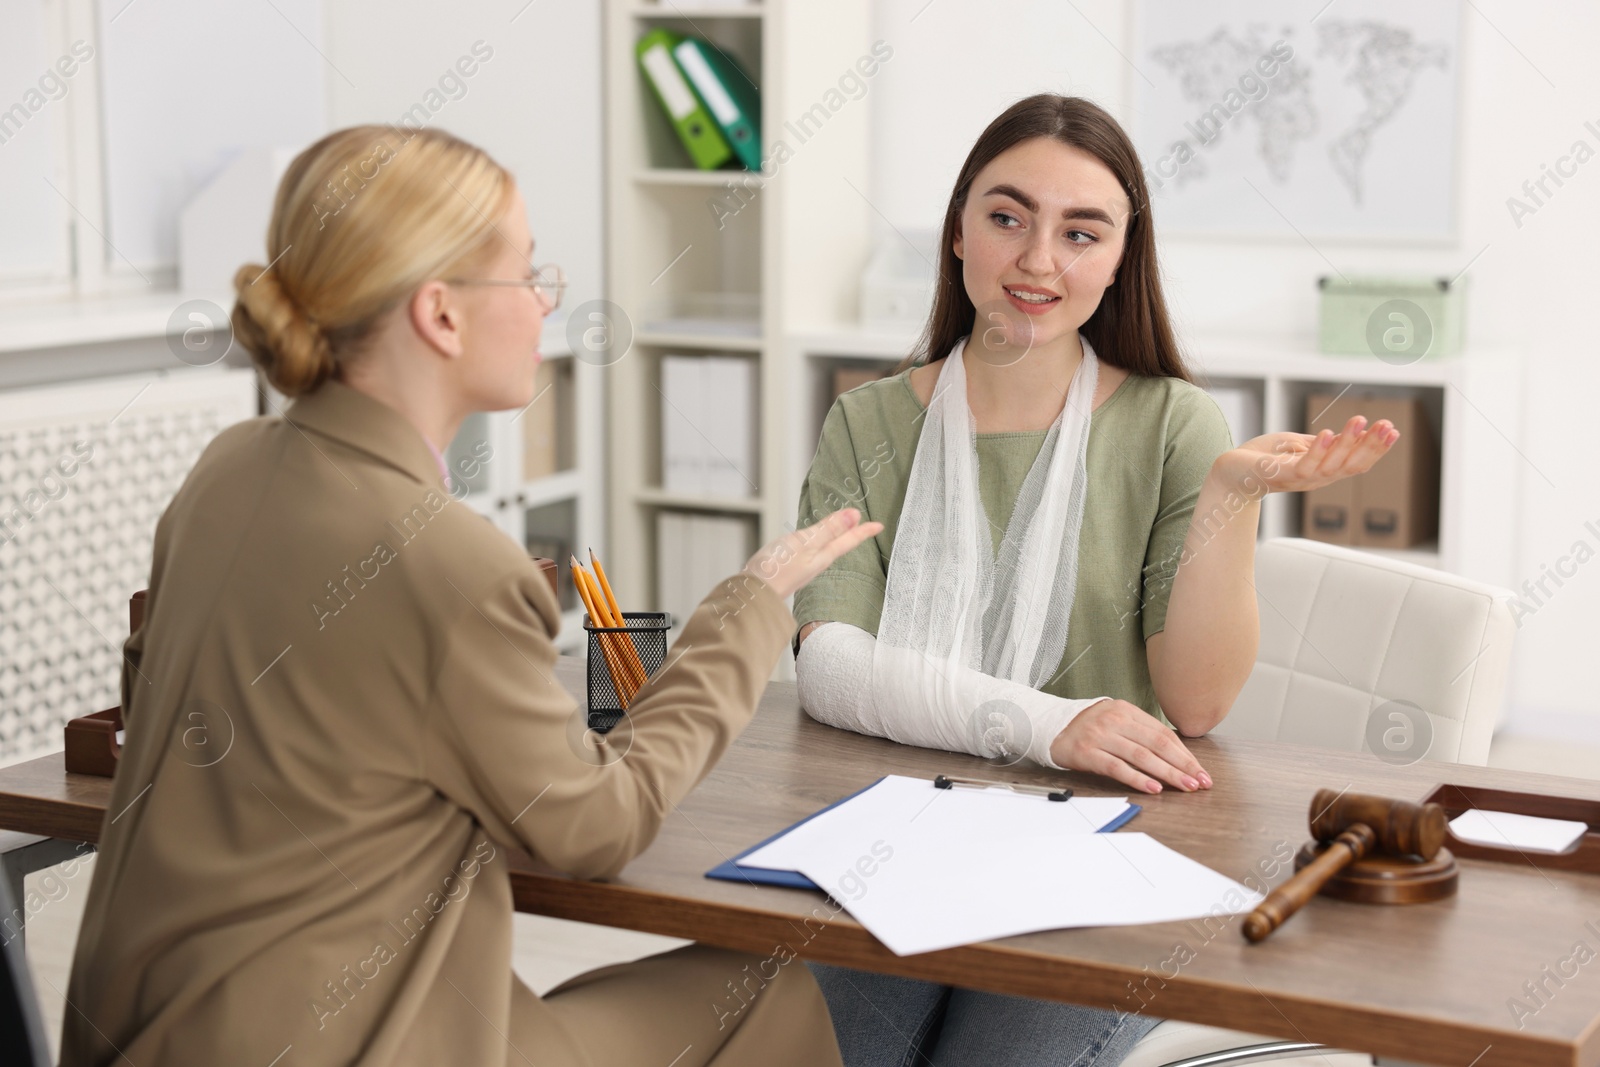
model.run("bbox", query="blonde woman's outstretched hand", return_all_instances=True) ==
[743,508,885,601]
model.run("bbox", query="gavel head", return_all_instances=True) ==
[1309,789,1448,859]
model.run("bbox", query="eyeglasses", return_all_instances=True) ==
[446,261,567,311]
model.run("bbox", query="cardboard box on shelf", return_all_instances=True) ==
[1301,392,1440,550]
[522,360,575,482]
[1303,468,1357,545]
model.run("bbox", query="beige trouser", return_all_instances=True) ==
[511,944,844,1066]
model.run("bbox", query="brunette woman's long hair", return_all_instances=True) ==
[897,94,1191,382]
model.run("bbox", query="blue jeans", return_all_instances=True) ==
[807,962,1161,1067]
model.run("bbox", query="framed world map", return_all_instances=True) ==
[1131,0,1462,241]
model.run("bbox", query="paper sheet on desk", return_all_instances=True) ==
[737,775,1134,874]
[1449,809,1588,854]
[797,831,1265,957]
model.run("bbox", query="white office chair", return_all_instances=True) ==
[1122,537,1518,1067]
[1211,537,1516,764]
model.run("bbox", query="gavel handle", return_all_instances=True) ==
[1242,823,1376,943]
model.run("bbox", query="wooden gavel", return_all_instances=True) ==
[1242,789,1450,942]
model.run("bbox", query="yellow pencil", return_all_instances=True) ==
[577,562,647,698]
[571,562,624,702]
[571,557,634,706]
[579,563,647,694]
[590,549,649,689]
[586,567,639,703]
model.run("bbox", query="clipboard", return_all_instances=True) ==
[706,776,1142,890]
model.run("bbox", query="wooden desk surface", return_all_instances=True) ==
[5,658,1600,1067]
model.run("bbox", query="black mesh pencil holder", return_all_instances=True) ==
[583,611,672,733]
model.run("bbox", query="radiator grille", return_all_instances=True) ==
[0,368,256,764]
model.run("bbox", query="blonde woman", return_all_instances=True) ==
[60,126,871,1066]
[793,95,1396,1066]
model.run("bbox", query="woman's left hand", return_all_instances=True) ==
[1218,415,1401,495]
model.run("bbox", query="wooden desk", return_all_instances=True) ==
[5,658,1600,1067]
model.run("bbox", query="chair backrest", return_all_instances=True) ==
[1213,537,1516,767]
[0,873,52,1067]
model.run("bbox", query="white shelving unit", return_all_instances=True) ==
[603,0,874,613]
[790,328,1524,592]
[447,316,605,654]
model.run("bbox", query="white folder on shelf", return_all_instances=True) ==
[661,355,704,495]
[660,354,756,499]
[657,511,755,636]
[701,356,756,498]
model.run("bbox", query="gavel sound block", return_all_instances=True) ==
[1242,789,1458,942]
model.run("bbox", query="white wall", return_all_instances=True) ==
[323,1,604,313]
[99,0,326,270]
[869,0,1600,737]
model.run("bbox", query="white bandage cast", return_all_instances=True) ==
[797,334,1114,769]
[796,621,1109,769]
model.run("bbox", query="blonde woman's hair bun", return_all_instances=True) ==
[231,261,334,397]
[227,125,515,400]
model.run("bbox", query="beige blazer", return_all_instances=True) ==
[60,379,815,1065]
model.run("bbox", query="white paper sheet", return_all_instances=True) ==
[1449,809,1589,854]
[739,775,1131,874]
[797,831,1264,957]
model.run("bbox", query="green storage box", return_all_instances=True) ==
[1318,275,1466,361]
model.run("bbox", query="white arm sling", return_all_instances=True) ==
[796,334,1111,770]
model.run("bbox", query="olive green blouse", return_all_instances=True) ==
[792,364,1235,722]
